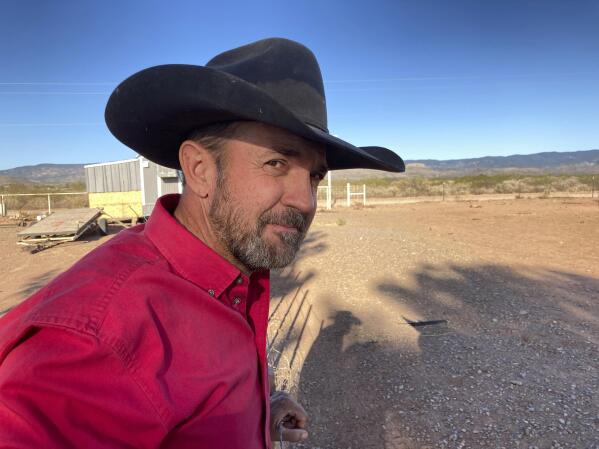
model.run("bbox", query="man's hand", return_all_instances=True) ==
[269,391,309,443]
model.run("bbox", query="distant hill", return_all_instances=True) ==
[0,174,20,186]
[409,149,599,173]
[0,163,86,184]
[337,149,599,179]
[1,150,598,185]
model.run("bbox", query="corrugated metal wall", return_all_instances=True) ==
[142,160,158,205]
[142,162,180,215]
[86,160,140,193]
[86,158,182,217]
[161,177,180,194]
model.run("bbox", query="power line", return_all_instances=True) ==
[2,71,597,86]
[0,122,103,127]
[0,82,116,86]
[324,72,599,83]
[0,92,108,95]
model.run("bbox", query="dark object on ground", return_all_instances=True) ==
[406,319,448,327]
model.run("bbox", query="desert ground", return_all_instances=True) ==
[1,198,598,448]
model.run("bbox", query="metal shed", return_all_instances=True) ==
[85,157,181,219]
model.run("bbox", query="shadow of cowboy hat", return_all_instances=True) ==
[105,37,405,173]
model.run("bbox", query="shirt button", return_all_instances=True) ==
[235,277,243,285]
[233,296,241,305]
[208,289,215,297]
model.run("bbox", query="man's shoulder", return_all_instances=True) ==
[0,226,168,344]
[70,225,164,289]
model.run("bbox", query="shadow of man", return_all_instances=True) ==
[298,311,400,449]
[375,263,599,448]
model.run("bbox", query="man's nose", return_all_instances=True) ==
[282,171,316,214]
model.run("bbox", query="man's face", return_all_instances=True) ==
[208,123,328,271]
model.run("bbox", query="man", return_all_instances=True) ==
[0,38,404,448]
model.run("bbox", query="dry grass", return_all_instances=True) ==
[1,194,88,218]
[0,182,88,216]
[322,174,598,201]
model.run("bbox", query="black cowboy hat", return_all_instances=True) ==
[105,38,405,172]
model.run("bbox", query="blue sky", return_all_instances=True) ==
[0,0,598,170]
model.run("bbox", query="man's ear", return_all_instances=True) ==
[178,140,218,198]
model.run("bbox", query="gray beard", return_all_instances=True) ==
[208,179,309,271]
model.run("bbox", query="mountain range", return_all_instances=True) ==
[409,149,599,174]
[339,149,599,179]
[0,163,88,185]
[1,149,598,185]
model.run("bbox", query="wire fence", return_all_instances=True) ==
[317,177,599,208]
[0,192,88,217]
[1,176,597,218]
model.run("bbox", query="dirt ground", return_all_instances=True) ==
[1,198,598,448]
[0,222,121,316]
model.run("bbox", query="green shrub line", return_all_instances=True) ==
[0,182,88,213]
[325,174,598,198]
[2,175,597,207]
[0,181,86,195]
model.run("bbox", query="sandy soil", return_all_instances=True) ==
[271,198,599,449]
[1,198,598,448]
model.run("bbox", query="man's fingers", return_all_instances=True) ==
[270,392,308,427]
[269,391,310,443]
[281,427,309,443]
[288,411,307,429]
[279,407,308,429]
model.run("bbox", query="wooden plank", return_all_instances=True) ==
[17,208,102,238]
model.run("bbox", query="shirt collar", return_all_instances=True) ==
[145,194,256,297]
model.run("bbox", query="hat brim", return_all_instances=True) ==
[105,64,405,172]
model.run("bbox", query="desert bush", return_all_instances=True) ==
[495,179,523,194]
[318,173,596,200]
[1,191,88,216]
[361,177,394,187]
[549,176,586,192]
[457,174,515,190]
[0,181,85,195]
[576,175,597,189]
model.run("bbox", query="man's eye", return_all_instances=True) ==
[265,160,285,168]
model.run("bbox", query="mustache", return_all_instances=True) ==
[259,208,308,233]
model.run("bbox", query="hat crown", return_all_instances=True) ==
[206,38,328,132]
[105,38,405,172]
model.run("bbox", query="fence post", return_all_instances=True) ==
[363,184,366,205]
[346,183,351,207]
[592,176,595,198]
[47,194,51,215]
[442,183,446,201]
[326,171,332,210]
[0,195,5,217]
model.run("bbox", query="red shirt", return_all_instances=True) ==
[0,194,272,449]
